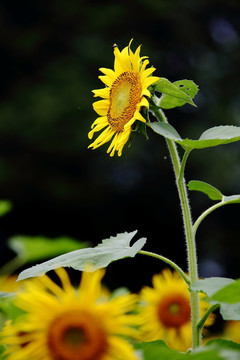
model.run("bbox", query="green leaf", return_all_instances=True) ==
[191,278,240,321]
[150,123,240,150]
[188,181,240,204]
[159,80,198,109]
[148,122,182,141]
[135,340,228,360]
[155,78,196,108]
[211,279,240,303]
[204,339,240,360]
[0,200,12,217]
[180,126,240,150]
[218,302,240,321]
[8,236,87,263]
[191,278,235,297]
[188,181,223,201]
[17,231,146,281]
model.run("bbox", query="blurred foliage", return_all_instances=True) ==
[0,0,239,290]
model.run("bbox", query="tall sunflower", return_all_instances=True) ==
[88,40,159,156]
[1,268,140,360]
[138,268,213,352]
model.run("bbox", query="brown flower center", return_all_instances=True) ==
[157,293,191,328]
[47,310,108,360]
[107,71,142,132]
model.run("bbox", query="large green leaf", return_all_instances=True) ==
[191,278,240,320]
[155,78,196,107]
[218,302,240,320]
[204,339,240,360]
[135,339,240,360]
[188,181,223,201]
[149,123,240,150]
[159,80,198,109]
[180,126,240,149]
[191,278,235,297]
[18,231,146,281]
[8,236,87,262]
[211,279,240,303]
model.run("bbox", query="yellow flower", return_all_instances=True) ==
[222,320,240,343]
[1,268,140,360]
[0,275,24,293]
[138,268,213,352]
[88,40,159,157]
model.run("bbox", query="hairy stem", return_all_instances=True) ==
[151,108,201,349]
[197,304,220,334]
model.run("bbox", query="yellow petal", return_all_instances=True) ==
[93,99,109,116]
[140,96,150,108]
[92,88,110,99]
[142,76,159,89]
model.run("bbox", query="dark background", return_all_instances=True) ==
[0,0,240,291]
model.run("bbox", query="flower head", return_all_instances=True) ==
[138,268,213,352]
[88,40,159,157]
[1,268,139,360]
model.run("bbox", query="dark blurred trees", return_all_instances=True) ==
[0,0,240,290]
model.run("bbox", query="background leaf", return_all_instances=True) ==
[18,231,146,280]
[188,181,223,201]
[8,236,87,263]
[0,201,12,217]
[159,80,198,109]
[204,339,240,360]
[135,340,239,360]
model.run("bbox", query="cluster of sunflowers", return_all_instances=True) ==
[1,267,240,360]
[0,267,238,360]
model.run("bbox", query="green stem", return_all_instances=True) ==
[152,108,201,350]
[193,201,225,235]
[197,304,220,334]
[179,149,192,182]
[138,250,191,286]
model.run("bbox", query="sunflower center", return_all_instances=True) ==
[47,310,108,360]
[157,293,191,328]
[107,71,142,132]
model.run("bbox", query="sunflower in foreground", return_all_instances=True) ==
[88,40,159,156]
[1,268,139,360]
[138,268,214,352]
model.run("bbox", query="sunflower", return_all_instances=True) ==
[222,320,240,343]
[88,40,159,157]
[138,268,213,352]
[1,268,140,360]
[0,275,24,293]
